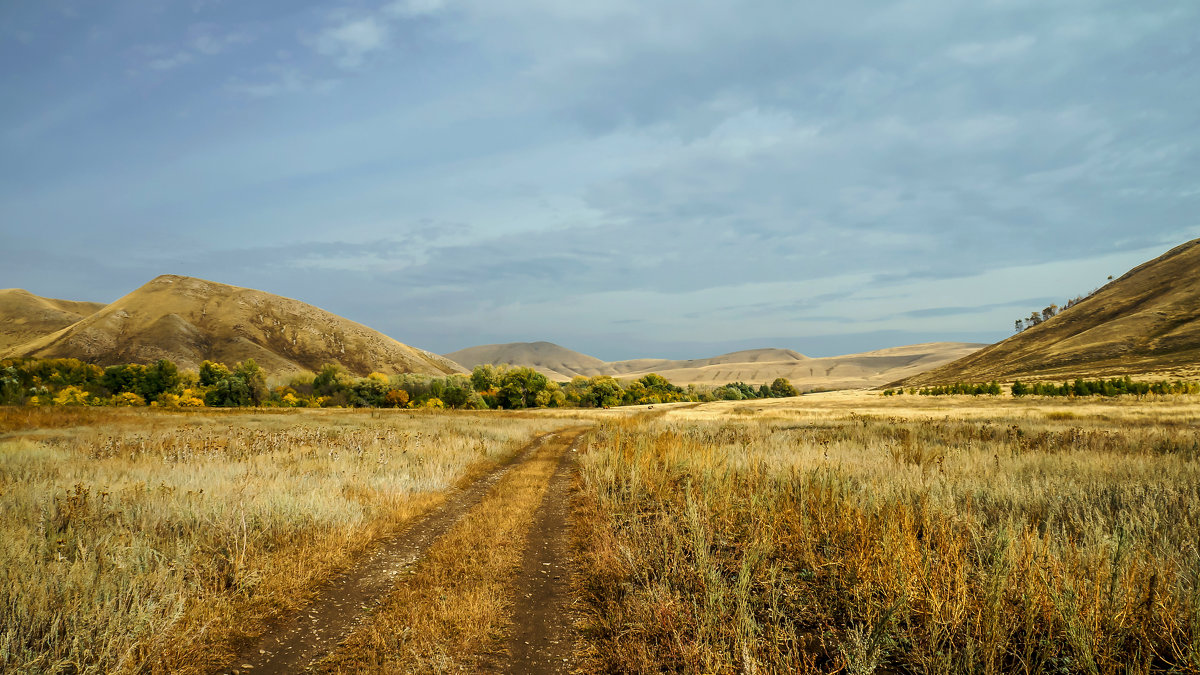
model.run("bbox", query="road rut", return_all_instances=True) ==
[220,431,560,675]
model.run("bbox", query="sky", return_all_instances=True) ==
[1,1,1197,360]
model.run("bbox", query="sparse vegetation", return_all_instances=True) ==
[1014,291,1097,332]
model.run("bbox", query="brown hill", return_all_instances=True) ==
[3,275,464,378]
[902,238,1200,386]
[444,341,609,380]
[0,289,106,350]
[445,341,984,389]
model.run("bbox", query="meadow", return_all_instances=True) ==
[574,394,1200,673]
[2,392,1198,674]
[0,406,569,673]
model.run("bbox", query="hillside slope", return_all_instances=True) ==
[903,238,1200,385]
[3,275,464,377]
[0,289,105,350]
[444,341,609,380]
[445,341,984,389]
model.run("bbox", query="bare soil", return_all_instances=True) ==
[486,430,587,674]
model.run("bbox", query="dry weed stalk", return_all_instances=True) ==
[575,401,1200,673]
[0,407,566,673]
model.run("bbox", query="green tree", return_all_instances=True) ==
[102,364,147,395]
[585,376,623,408]
[770,377,799,397]
[498,367,549,409]
[204,376,251,407]
[141,359,180,400]
[470,364,500,392]
[233,360,268,405]
[313,364,349,398]
[198,360,231,387]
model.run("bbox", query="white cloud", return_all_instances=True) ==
[190,29,251,55]
[385,0,448,18]
[147,51,194,71]
[310,17,389,68]
[225,67,338,98]
[947,34,1036,65]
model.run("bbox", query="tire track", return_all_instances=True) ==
[219,431,560,675]
[489,431,586,674]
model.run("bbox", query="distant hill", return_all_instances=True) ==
[902,238,1200,386]
[2,275,464,377]
[444,341,610,380]
[445,341,984,389]
[0,289,106,351]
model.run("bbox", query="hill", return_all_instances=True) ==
[445,341,984,389]
[2,275,464,377]
[444,342,610,380]
[902,238,1200,386]
[0,289,106,351]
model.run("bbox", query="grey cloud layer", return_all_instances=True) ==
[0,0,1197,358]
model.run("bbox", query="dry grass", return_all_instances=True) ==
[0,407,569,673]
[316,428,584,673]
[574,395,1200,673]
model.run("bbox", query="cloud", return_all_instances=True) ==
[385,0,448,18]
[225,66,337,98]
[309,16,389,68]
[947,35,1036,65]
[136,25,252,73]
[147,51,195,71]
[190,27,251,55]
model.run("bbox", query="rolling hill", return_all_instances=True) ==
[902,238,1200,386]
[0,289,106,351]
[445,341,984,389]
[444,341,610,380]
[2,275,464,377]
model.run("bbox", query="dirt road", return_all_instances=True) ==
[222,430,569,674]
[487,431,585,674]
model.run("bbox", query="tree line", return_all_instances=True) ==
[882,376,1199,398]
[0,358,801,410]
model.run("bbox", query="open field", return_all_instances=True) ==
[0,407,570,673]
[575,393,1200,673]
[2,391,1198,673]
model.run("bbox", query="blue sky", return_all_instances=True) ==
[2,1,1197,360]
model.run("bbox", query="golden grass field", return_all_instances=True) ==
[2,392,1198,673]
[0,406,570,673]
[575,393,1200,673]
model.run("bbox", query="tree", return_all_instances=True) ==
[233,360,268,405]
[585,376,623,408]
[102,364,147,395]
[198,360,231,387]
[384,389,410,408]
[770,377,799,397]
[470,364,500,392]
[204,375,251,407]
[313,364,348,397]
[53,385,90,406]
[441,375,474,408]
[141,359,180,400]
[1014,319,1024,333]
[498,367,549,409]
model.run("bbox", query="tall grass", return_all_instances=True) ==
[575,405,1200,673]
[0,408,567,673]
